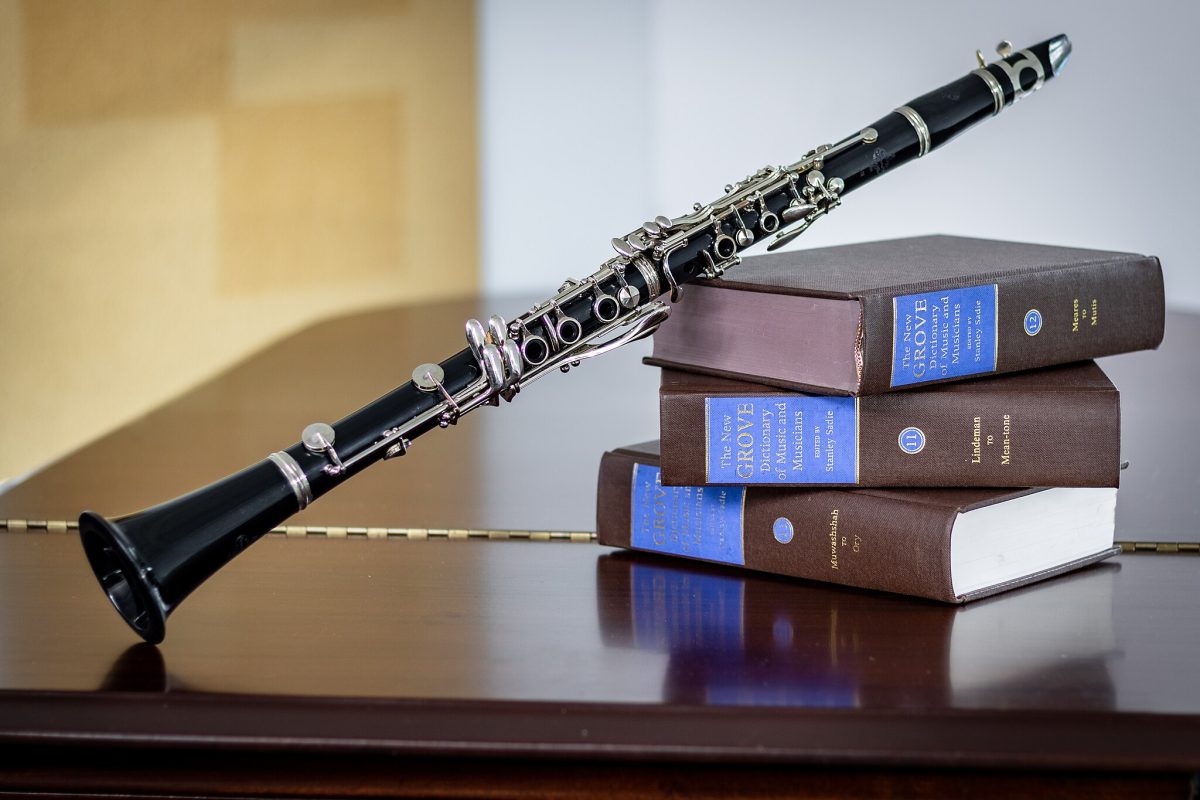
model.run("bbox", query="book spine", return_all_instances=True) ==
[597,450,960,602]
[860,255,1165,394]
[659,382,1120,487]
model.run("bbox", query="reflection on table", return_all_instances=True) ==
[597,552,1118,711]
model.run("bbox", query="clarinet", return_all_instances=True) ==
[80,35,1072,643]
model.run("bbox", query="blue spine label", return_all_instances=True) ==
[704,396,858,484]
[890,283,998,387]
[631,463,745,565]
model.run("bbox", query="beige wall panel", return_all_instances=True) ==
[22,0,231,125]
[0,1,23,140]
[233,0,406,18]
[0,0,477,481]
[230,13,414,102]
[0,117,220,477]
[219,96,402,293]
[391,1,476,300]
[226,3,477,297]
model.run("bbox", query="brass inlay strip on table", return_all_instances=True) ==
[0,519,595,542]
[4,519,1199,552]
[1118,540,1200,554]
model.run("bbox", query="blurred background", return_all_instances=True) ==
[1,0,1196,481]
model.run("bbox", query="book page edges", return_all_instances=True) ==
[951,486,1117,598]
[956,547,1120,603]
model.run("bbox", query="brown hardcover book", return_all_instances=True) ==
[596,441,1119,603]
[646,235,1164,395]
[658,361,1121,488]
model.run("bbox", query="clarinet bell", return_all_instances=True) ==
[79,458,301,644]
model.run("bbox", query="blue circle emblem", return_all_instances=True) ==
[773,517,794,544]
[1024,308,1043,336]
[898,426,926,455]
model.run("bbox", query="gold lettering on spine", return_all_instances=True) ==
[823,410,836,473]
[971,412,1013,466]
[716,399,733,475]
[1072,296,1101,334]
[829,509,840,570]
[791,407,805,472]
[774,402,787,472]
[912,299,928,378]
[735,402,754,479]
[651,467,668,545]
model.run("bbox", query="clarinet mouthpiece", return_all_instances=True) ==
[1047,34,1072,77]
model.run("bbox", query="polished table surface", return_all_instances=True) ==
[3,298,1199,541]
[1,297,1198,796]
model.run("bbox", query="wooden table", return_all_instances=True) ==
[1,298,1197,798]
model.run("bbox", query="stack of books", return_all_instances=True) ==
[595,235,1165,602]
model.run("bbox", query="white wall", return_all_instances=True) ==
[479,0,655,296]
[482,0,1200,310]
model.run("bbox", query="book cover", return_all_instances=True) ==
[596,441,1118,603]
[646,235,1164,395]
[658,361,1121,488]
